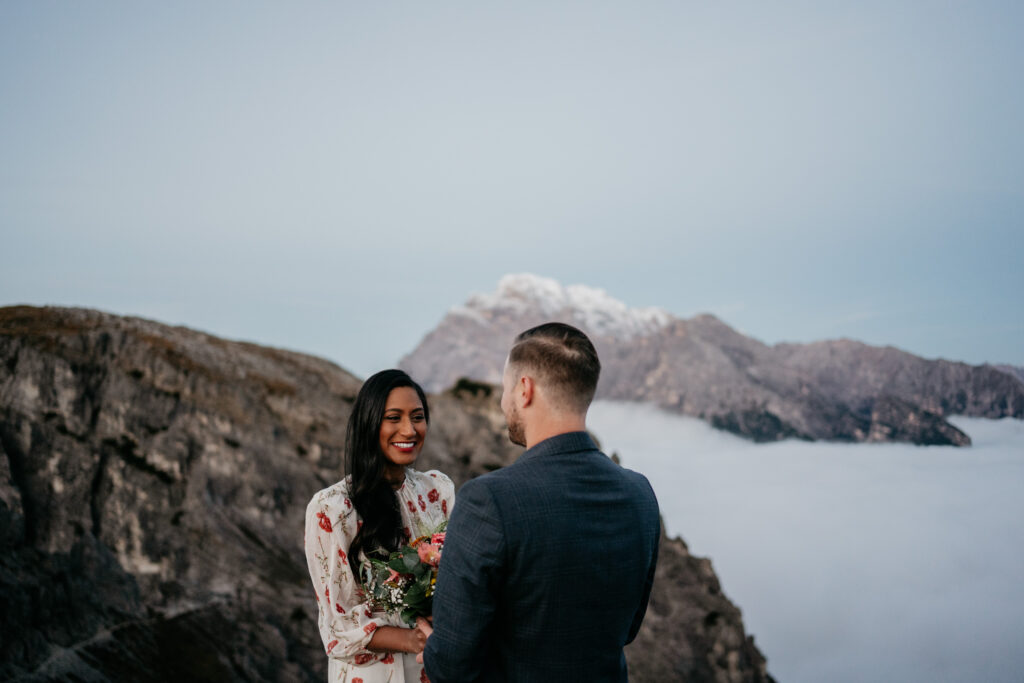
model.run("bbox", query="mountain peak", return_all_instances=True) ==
[401,277,1022,445]
[452,273,671,339]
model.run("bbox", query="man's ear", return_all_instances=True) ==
[519,375,535,408]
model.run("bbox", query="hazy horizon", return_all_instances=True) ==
[1,275,1021,379]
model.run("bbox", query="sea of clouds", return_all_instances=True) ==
[588,402,1024,683]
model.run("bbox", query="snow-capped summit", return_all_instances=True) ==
[453,273,671,339]
[399,275,1021,446]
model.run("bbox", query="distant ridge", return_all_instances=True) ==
[401,274,1024,446]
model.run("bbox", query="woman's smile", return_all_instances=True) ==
[379,386,427,475]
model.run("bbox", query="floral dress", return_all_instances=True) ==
[305,468,455,683]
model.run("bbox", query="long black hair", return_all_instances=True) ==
[344,369,430,576]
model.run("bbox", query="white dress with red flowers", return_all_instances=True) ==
[305,468,455,683]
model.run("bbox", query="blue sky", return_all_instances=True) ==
[3,1,1022,379]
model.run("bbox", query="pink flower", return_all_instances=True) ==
[387,568,403,583]
[417,542,441,567]
[431,532,446,545]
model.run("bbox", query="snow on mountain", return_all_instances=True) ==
[401,274,1024,445]
[452,273,671,339]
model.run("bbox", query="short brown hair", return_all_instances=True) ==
[508,322,600,413]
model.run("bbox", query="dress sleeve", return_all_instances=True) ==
[304,488,383,663]
[432,471,456,522]
[415,469,456,528]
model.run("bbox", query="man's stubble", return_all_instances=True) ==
[506,403,526,447]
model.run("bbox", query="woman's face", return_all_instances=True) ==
[378,386,427,472]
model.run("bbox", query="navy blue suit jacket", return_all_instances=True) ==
[424,432,660,682]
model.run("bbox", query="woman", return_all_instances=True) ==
[305,369,454,682]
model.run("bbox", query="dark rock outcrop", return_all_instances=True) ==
[636,530,771,682]
[0,305,772,682]
[400,275,1024,446]
[1,305,360,682]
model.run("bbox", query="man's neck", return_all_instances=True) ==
[524,416,587,450]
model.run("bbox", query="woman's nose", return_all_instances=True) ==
[401,418,417,435]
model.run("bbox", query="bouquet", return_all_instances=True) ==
[362,522,447,625]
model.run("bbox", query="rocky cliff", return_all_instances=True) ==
[0,306,772,682]
[995,364,1024,385]
[400,274,1024,446]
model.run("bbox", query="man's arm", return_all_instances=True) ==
[627,483,661,645]
[423,477,506,683]
[627,526,659,644]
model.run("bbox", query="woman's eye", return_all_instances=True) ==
[412,414,425,422]
[385,415,400,422]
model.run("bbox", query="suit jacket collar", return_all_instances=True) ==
[518,431,598,463]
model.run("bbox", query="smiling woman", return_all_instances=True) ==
[304,369,455,683]
[378,387,428,476]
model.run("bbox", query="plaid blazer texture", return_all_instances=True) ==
[424,431,660,682]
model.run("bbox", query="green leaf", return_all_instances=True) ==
[402,553,420,573]
[405,579,430,606]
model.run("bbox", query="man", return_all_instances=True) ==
[419,322,660,681]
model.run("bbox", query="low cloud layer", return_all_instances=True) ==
[589,403,1024,683]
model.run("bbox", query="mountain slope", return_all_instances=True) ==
[0,305,771,682]
[401,275,1024,446]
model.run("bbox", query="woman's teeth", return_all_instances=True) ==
[392,442,415,448]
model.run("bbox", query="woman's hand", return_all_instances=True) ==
[368,624,427,654]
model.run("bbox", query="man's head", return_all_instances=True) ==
[500,322,601,446]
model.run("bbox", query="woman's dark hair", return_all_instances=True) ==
[344,369,430,576]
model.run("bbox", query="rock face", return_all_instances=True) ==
[0,306,772,682]
[400,274,1024,446]
[995,364,1024,385]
